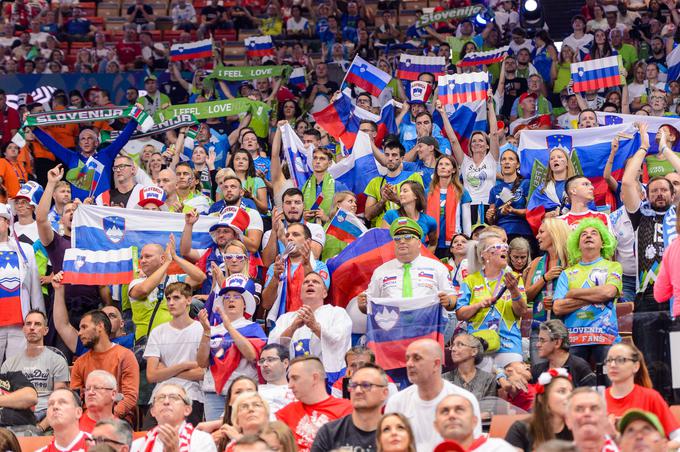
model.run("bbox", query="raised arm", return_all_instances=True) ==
[603,136,620,193]
[36,164,62,247]
[167,234,206,289]
[487,91,500,161]
[621,122,649,213]
[50,272,78,353]
[180,210,202,263]
[436,100,465,164]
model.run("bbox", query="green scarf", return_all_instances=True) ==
[155,98,270,138]
[302,172,335,216]
[101,114,198,143]
[205,65,292,82]
[416,4,486,27]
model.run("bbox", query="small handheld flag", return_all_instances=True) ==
[437,72,489,105]
[62,247,135,285]
[396,54,446,81]
[289,67,307,90]
[459,46,509,67]
[345,55,391,97]
[571,56,623,93]
[245,36,275,58]
[170,39,213,62]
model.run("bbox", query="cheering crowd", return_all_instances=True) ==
[5,0,680,450]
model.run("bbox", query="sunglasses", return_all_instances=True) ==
[483,243,509,253]
[393,234,418,242]
[224,254,246,261]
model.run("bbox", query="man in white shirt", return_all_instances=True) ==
[258,344,295,416]
[12,182,41,244]
[144,282,205,425]
[434,394,516,452]
[563,15,594,60]
[384,339,482,452]
[131,383,217,452]
[268,272,352,386]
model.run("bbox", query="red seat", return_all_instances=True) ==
[488,414,529,438]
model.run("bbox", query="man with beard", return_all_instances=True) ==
[69,310,139,424]
[262,188,326,266]
[364,140,423,227]
[206,170,264,253]
[95,155,145,208]
[622,121,676,397]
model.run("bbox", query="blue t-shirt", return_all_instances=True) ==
[183,129,230,169]
[488,179,532,236]
[403,161,435,191]
[383,210,437,244]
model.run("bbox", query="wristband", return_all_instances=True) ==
[542,274,547,283]
[512,294,522,302]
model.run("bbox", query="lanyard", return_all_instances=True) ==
[9,161,26,184]
[482,268,505,300]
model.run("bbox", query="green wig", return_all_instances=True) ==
[566,218,617,265]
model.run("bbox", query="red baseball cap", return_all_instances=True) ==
[434,440,466,452]
[519,92,537,103]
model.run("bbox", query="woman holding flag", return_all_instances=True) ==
[197,274,267,422]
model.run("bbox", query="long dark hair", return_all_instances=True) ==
[397,180,427,216]
[590,29,613,60]
[429,155,463,197]
[228,149,257,178]
[528,376,574,447]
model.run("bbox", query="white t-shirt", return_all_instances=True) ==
[131,428,217,452]
[462,152,497,205]
[286,17,309,32]
[143,320,205,403]
[471,437,518,452]
[259,383,296,418]
[268,305,352,376]
[201,318,258,395]
[385,380,482,452]
[562,33,594,60]
[557,112,579,129]
[13,221,39,244]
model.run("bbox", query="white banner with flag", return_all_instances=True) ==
[72,205,218,252]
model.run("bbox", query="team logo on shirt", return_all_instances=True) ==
[418,271,434,279]
[374,305,399,331]
[588,268,609,286]
[103,216,125,243]
[383,275,397,286]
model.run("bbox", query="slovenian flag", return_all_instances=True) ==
[345,55,391,97]
[438,72,489,106]
[209,318,267,393]
[62,247,136,285]
[245,36,275,58]
[170,39,213,62]
[289,67,306,90]
[594,111,680,155]
[396,54,446,81]
[667,44,680,82]
[323,208,368,260]
[520,123,639,232]
[437,100,488,153]
[367,295,445,370]
[571,56,623,93]
[459,46,509,67]
[280,123,313,188]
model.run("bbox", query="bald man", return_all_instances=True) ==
[434,394,515,451]
[384,339,482,451]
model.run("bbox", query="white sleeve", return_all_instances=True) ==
[319,307,352,345]
[267,313,294,344]
[436,264,456,295]
[23,244,44,313]
[142,328,162,359]
[135,168,154,186]
[309,223,326,247]
[247,209,264,232]
[190,430,218,452]
[262,230,272,250]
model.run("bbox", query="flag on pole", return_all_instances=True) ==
[289,67,307,90]
[322,208,367,260]
[345,55,392,97]
[280,123,313,188]
[170,39,213,61]
[245,36,275,58]
[571,56,623,93]
[459,46,509,67]
[667,45,680,82]
[437,72,489,105]
[396,54,446,81]
[62,247,136,285]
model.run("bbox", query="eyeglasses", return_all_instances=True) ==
[483,243,509,253]
[84,385,115,393]
[153,393,187,404]
[604,357,638,366]
[85,437,127,447]
[258,357,281,365]
[536,337,555,344]
[393,234,418,243]
[112,164,133,171]
[348,382,388,391]
[452,341,476,348]
[224,254,246,261]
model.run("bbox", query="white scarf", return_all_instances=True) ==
[143,422,194,452]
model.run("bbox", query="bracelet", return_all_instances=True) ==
[639,147,649,152]
[203,332,211,338]
[512,295,522,302]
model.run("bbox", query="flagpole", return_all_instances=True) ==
[340,55,357,91]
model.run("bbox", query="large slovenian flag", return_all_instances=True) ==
[367,296,445,370]
[280,123,313,188]
[438,72,489,106]
[459,45,509,67]
[245,36,275,58]
[62,247,135,285]
[170,39,213,62]
[209,318,267,393]
[72,205,218,252]
[396,54,446,81]
[594,111,680,155]
[571,56,623,93]
[345,55,392,97]
[520,123,639,232]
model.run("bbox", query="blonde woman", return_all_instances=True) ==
[262,421,298,452]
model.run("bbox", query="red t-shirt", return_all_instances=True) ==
[605,385,680,438]
[116,41,142,66]
[78,413,96,433]
[37,431,91,452]
[507,383,538,412]
[0,106,20,147]
[275,396,352,452]
[558,210,610,230]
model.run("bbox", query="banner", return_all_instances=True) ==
[205,65,292,82]
[102,114,198,143]
[72,205,219,252]
[280,123,313,188]
[416,4,486,27]
[155,98,270,137]
[22,105,154,132]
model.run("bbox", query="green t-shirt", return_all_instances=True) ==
[364,171,423,227]
[129,275,186,340]
[446,35,482,64]
[617,43,638,75]
[645,153,680,178]
[553,62,572,94]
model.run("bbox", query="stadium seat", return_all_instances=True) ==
[616,302,634,337]
[488,414,529,438]
[18,436,52,451]
[97,2,122,17]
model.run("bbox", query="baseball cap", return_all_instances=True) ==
[219,274,257,317]
[145,74,158,82]
[13,181,43,208]
[138,186,166,208]
[519,92,537,103]
[618,409,665,437]
[390,217,423,240]
[434,440,466,452]
[209,206,249,240]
